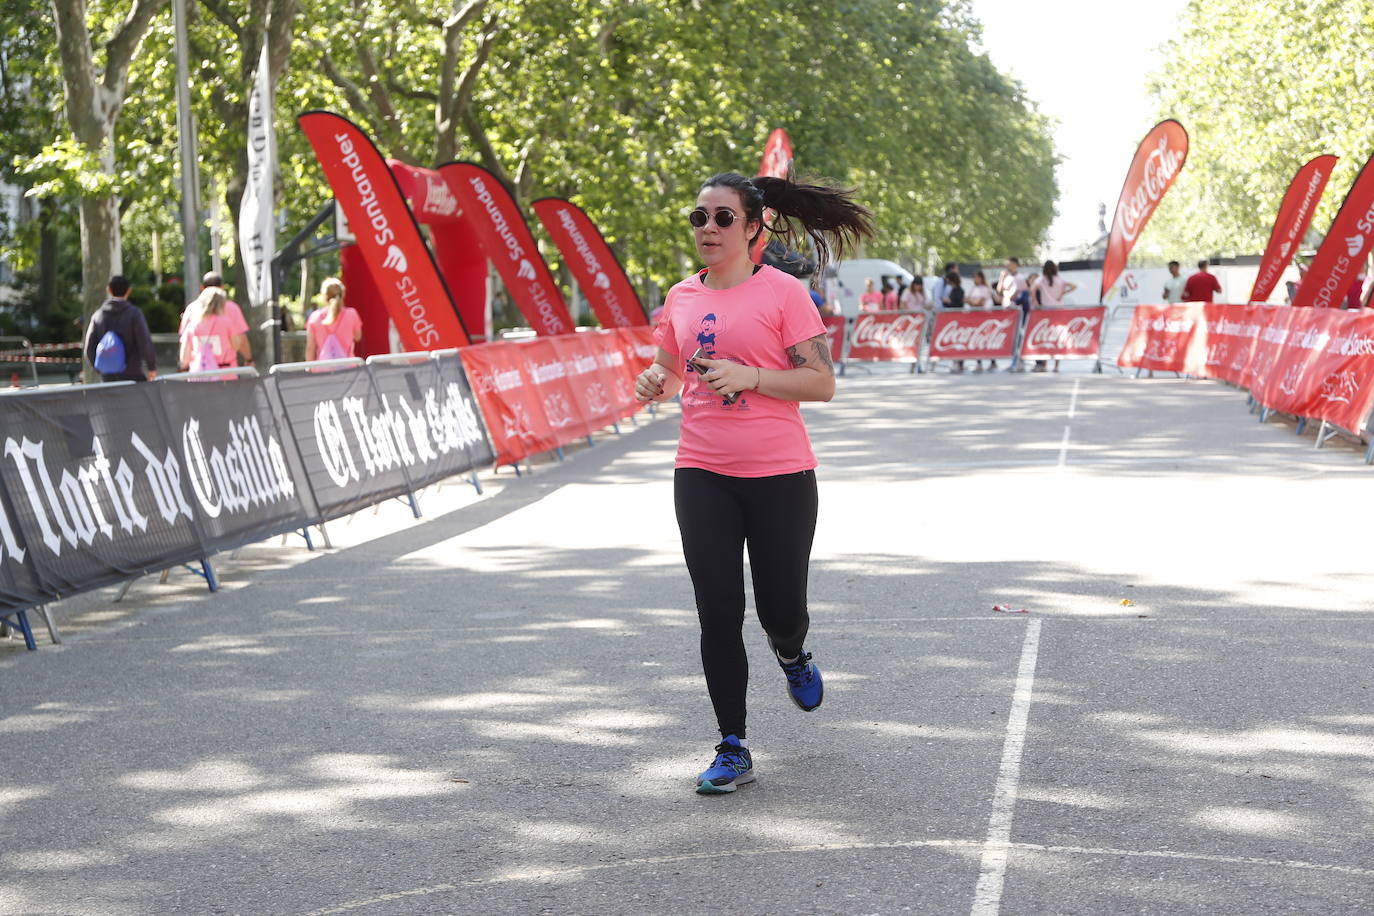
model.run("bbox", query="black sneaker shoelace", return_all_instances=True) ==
[780,651,814,687]
[711,743,749,772]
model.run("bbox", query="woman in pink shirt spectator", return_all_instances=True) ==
[1031,260,1077,372]
[636,170,872,794]
[306,277,363,361]
[178,287,241,371]
[859,278,883,312]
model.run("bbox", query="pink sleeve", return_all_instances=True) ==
[225,301,250,336]
[780,281,826,347]
[652,290,679,355]
[346,308,363,338]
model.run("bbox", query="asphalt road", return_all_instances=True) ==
[3,368,1372,915]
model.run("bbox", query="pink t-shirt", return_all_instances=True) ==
[180,298,250,337]
[181,313,237,367]
[654,265,826,478]
[307,307,362,357]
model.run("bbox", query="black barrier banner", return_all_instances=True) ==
[157,378,312,552]
[272,359,492,522]
[433,352,496,472]
[0,384,210,603]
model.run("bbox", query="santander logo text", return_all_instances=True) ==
[555,207,632,327]
[469,175,569,334]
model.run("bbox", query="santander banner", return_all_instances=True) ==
[439,162,576,336]
[298,111,471,349]
[1101,120,1189,301]
[847,312,925,362]
[929,310,1018,360]
[531,198,645,328]
[1116,304,1207,375]
[751,127,794,263]
[1018,307,1106,360]
[1290,151,1374,309]
[1249,155,1339,303]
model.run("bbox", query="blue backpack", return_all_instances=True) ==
[93,329,127,374]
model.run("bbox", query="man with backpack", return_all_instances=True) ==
[83,275,157,383]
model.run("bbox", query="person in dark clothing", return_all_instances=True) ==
[83,275,157,382]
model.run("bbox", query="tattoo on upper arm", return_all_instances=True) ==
[809,335,835,374]
[786,344,806,368]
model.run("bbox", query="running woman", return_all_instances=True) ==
[634,171,873,794]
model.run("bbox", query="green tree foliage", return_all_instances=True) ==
[12,0,1058,338]
[1145,0,1374,260]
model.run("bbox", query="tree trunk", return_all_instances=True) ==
[36,198,59,328]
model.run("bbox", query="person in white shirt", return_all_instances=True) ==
[997,257,1029,309]
[1162,260,1186,303]
[1031,260,1077,372]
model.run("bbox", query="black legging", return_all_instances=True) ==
[674,467,818,739]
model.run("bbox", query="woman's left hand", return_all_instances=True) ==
[692,357,757,398]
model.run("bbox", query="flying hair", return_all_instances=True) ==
[699,172,874,282]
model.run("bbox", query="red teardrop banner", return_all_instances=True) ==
[1101,119,1189,302]
[531,198,646,328]
[438,162,576,337]
[1249,155,1339,303]
[297,111,471,349]
[1289,150,1374,308]
[751,127,794,264]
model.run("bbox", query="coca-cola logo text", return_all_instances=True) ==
[851,314,925,353]
[1024,315,1101,354]
[932,316,1014,354]
[1116,134,1185,243]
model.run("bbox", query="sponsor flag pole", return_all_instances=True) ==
[531,198,646,327]
[1288,150,1374,309]
[1100,119,1189,303]
[239,40,276,359]
[1249,155,1339,304]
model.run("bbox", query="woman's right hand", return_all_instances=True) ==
[635,364,669,402]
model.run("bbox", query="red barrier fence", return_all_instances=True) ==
[1019,307,1106,360]
[929,309,1018,361]
[460,329,655,467]
[847,312,925,362]
[1118,303,1374,433]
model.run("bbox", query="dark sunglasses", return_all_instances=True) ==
[688,208,743,229]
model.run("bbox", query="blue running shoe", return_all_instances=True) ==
[696,735,754,794]
[770,637,824,711]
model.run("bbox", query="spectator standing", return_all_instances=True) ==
[306,277,363,360]
[899,276,928,312]
[859,278,883,312]
[997,257,1029,310]
[942,266,966,373]
[966,270,998,372]
[1183,259,1222,302]
[929,261,957,314]
[190,271,253,367]
[1031,260,1077,372]
[881,277,899,311]
[1162,260,1186,303]
[84,274,156,382]
[179,287,240,371]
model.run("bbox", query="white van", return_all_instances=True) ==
[832,258,914,317]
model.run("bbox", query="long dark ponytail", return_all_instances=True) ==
[700,171,875,279]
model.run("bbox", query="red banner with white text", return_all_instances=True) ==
[1249,155,1339,303]
[460,342,560,467]
[1018,307,1106,359]
[1290,150,1374,309]
[298,111,471,350]
[1116,304,1207,375]
[532,198,646,329]
[439,162,576,336]
[1101,120,1189,301]
[1201,303,1265,387]
[846,312,925,362]
[929,309,1018,360]
[822,315,845,363]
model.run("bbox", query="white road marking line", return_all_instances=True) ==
[1067,378,1081,418]
[1056,426,1071,468]
[971,618,1043,916]
[1057,378,1082,468]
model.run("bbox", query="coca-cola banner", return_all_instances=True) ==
[439,162,576,337]
[1115,304,1207,375]
[1290,150,1374,309]
[929,309,1018,360]
[1018,307,1106,360]
[1102,120,1189,301]
[751,127,794,263]
[822,315,845,363]
[298,111,471,350]
[847,312,926,362]
[1249,155,1339,303]
[532,198,646,329]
